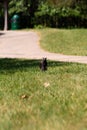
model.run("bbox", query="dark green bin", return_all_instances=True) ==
[11,14,20,30]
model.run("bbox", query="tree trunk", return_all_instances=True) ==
[4,0,8,30]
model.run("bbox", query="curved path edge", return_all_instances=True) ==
[0,30,87,64]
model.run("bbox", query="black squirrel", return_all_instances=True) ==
[40,58,47,71]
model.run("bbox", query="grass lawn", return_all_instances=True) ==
[38,28,87,56]
[0,58,87,130]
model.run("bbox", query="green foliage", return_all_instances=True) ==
[33,0,86,28]
[35,2,50,16]
[34,4,85,28]
[9,0,29,15]
[0,0,87,28]
[60,7,80,17]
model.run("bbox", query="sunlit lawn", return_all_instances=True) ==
[0,58,87,130]
[38,28,87,56]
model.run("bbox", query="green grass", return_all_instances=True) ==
[0,58,87,130]
[38,28,87,56]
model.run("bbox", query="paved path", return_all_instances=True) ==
[0,30,87,64]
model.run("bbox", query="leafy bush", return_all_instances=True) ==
[34,4,87,28]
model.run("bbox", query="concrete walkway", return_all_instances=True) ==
[0,30,87,64]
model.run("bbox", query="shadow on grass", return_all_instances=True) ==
[0,58,70,74]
